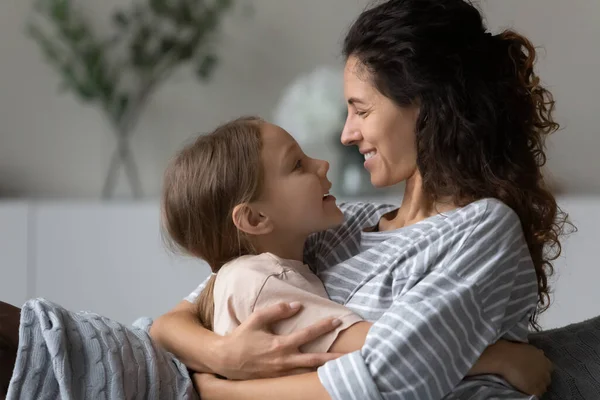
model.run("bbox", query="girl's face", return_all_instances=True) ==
[255,123,344,238]
[341,55,420,188]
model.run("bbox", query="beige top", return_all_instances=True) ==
[213,252,363,353]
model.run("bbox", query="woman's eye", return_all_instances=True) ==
[355,110,367,117]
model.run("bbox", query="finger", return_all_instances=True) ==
[245,302,303,330]
[286,317,342,347]
[284,352,345,370]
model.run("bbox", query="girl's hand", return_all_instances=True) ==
[485,341,553,396]
[215,302,344,380]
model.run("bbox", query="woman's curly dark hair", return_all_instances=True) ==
[344,0,572,329]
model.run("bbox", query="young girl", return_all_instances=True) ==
[159,116,549,391]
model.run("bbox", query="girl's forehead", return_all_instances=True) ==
[258,125,301,178]
[260,123,297,150]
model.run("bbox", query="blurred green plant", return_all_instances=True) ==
[27,0,241,198]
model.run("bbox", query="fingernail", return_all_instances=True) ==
[332,318,342,327]
[289,302,301,310]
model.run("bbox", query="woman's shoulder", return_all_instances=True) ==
[443,198,524,253]
[448,198,531,276]
[460,198,522,231]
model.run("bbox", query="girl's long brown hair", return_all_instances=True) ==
[161,116,264,330]
[344,0,574,329]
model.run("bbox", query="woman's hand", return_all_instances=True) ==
[471,340,553,397]
[215,302,344,380]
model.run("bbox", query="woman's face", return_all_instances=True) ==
[341,55,420,188]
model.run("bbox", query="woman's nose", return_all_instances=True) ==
[341,116,360,146]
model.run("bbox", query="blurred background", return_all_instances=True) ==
[0,0,599,329]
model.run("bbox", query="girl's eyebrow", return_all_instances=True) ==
[279,142,298,166]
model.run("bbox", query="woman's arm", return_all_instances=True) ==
[334,320,552,395]
[150,300,223,374]
[150,299,344,380]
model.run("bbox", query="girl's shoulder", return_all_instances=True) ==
[219,253,286,280]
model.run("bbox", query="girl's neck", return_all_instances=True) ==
[252,233,307,263]
[382,172,458,231]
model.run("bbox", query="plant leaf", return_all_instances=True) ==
[215,0,234,12]
[149,0,168,15]
[196,53,217,80]
[113,11,129,28]
[51,0,69,23]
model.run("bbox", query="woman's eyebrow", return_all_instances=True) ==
[347,97,366,105]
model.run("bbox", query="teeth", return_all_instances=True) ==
[364,151,376,161]
[323,193,329,198]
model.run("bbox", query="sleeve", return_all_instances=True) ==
[184,275,211,303]
[317,201,538,400]
[303,202,395,270]
[304,202,369,263]
[253,271,364,353]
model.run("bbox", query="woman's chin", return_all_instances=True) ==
[369,169,410,189]
[370,175,396,189]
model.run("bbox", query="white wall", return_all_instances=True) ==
[479,0,600,194]
[538,196,600,329]
[1,196,599,329]
[1,0,599,198]
[0,202,29,306]
[32,201,209,323]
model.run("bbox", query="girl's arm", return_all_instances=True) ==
[150,300,223,374]
[192,318,552,400]
[191,311,551,400]
[194,339,554,400]
[193,371,330,400]
[469,340,553,396]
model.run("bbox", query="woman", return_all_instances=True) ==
[151,0,567,399]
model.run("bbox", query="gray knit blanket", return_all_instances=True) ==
[6,298,600,399]
[6,299,198,400]
[529,316,600,399]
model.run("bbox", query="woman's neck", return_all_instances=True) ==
[381,173,459,231]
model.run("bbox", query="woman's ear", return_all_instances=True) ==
[232,203,273,236]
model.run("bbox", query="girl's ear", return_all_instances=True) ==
[232,203,273,236]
